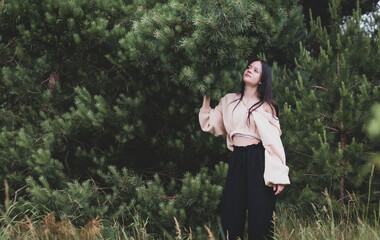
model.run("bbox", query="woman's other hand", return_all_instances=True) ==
[273,184,284,195]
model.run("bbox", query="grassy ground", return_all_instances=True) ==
[0,195,378,240]
[1,175,378,240]
[274,203,379,240]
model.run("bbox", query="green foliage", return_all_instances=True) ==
[0,126,66,192]
[25,176,108,226]
[275,0,380,207]
[135,162,227,234]
[12,161,227,236]
[1,0,302,209]
[1,0,379,235]
[117,0,301,96]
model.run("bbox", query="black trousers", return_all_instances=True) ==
[220,142,276,240]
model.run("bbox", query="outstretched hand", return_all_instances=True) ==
[273,184,284,195]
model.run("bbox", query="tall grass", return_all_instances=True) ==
[1,199,378,240]
[1,177,379,239]
[273,166,379,240]
[274,193,379,240]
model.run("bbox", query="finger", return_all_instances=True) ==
[275,188,281,195]
[275,185,284,195]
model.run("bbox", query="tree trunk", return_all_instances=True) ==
[339,120,346,202]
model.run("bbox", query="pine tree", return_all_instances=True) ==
[1,0,306,233]
[0,0,140,191]
[276,0,380,205]
[0,0,304,191]
[113,0,305,175]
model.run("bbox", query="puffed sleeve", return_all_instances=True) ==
[198,97,227,136]
[252,110,290,186]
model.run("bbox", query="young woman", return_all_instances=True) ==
[199,59,290,240]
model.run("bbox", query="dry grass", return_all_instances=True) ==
[1,177,378,239]
[0,204,378,240]
[273,189,379,240]
[0,211,102,240]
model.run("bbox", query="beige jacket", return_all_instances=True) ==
[199,93,290,186]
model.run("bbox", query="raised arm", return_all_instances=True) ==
[198,95,226,136]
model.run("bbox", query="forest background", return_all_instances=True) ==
[0,0,380,239]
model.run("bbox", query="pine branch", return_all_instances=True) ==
[314,85,329,91]
[7,49,17,63]
[3,37,16,50]
[289,149,314,159]
[323,126,339,133]
[347,79,363,92]
[13,185,27,203]
[304,173,329,177]
[316,68,336,90]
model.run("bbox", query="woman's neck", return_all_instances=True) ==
[243,86,260,101]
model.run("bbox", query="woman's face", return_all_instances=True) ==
[243,61,262,87]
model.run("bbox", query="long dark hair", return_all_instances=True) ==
[231,59,278,125]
